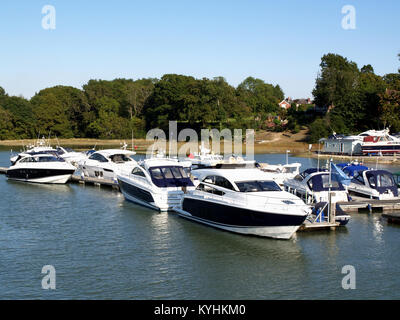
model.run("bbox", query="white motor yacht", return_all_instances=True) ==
[175,167,311,239]
[6,153,76,184]
[78,149,137,182]
[54,146,88,167]
[117,157,195,211]
[259,162,302,186]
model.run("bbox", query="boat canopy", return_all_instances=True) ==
[364,170,398,196]
[300,168,328,178]
[149,166,194,188]
[337,163,369,178]
[307,172,345,192]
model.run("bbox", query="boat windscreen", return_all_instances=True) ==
[110,154,132,163]
[308,173,345,191]
[35,156,65,162]
[235,180,281,192]
[149,166,193,187]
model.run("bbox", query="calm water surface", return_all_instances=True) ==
[1,151,400,299]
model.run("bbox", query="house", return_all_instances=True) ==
[279,100,291,109]
[319,134,363,155]
[293,98,312,106]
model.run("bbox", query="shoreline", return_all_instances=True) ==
[1,137,400,164]
[0,139,312,155]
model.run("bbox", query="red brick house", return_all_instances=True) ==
[279,100,291,109]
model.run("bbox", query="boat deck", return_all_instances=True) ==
[298,220,340,231]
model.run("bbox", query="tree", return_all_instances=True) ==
[308,118,331,143]
[31,89,74,138]
[237,77,283,115]
[312,53,359,109]
[0,95,35,138]
[0,106,15,139]
[379,89,400,131]
[361,64,374,74]
[125,79,156,118]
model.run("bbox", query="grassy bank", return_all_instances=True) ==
[0,132,313,154]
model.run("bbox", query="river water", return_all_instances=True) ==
[1,151,400,299]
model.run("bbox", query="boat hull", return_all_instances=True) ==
[6,168,74,184]
[118,177,185,211]
[176,197,307,239]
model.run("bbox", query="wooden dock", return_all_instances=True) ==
[70,174,120,190]
[337,197,400,213]
[0,167,7,174]
[298,220,340,232]
[382,212,400,223]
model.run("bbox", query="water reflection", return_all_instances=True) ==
[2,151,400,299]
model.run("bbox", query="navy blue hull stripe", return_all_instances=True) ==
[182,197,306,227]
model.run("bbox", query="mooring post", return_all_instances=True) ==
[330,196,336,230]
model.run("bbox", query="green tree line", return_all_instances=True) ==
[307,53,400,142]
[0,76,283,140]
[0,53,399,142]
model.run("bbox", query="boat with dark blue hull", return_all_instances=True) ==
[175,167,311,239]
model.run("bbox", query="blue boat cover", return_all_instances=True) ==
[337,163,369,178]
[365,170,398,196]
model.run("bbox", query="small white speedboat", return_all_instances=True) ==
[78,149,137,182]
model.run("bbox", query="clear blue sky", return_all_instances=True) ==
[0,0,399,99]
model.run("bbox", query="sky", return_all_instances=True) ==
[0,0,399,99]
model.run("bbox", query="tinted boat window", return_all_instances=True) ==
[236,180,281,192]
[170,167,183,178]
[150,168,163,179]
[258,181,281,191]
[20,157,36,163]
[215,176,235,190]
[321,174,340,189]
[110,154,131,163]
[180,167,189,178]
[132,167,146,177]
[161,167,174,179]
[379,174,394,187]
[89,153,108,162]
[196,183,224,196]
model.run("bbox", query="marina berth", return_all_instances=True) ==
[117,157,195,211]
[78,149,137,182]
[6,153,76,184]
[175,167,311,239]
